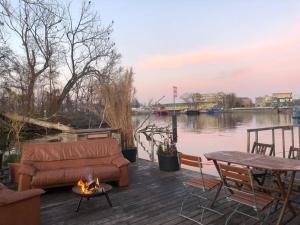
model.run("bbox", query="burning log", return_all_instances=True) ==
[77,178,101,194]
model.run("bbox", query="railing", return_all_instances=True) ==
[247,125,300,158]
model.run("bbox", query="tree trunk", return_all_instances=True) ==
[3,113,73,132]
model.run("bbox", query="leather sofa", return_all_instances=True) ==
[18,138,129,191]
[0,183,44,225]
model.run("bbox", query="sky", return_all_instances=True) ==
[91,0,300,103]
[7,0,300,104]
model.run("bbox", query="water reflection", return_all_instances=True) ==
[178,113,253,132]
[133,112,293,175]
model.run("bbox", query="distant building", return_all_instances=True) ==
[191,92,226,109]
[255,92,293,107]
[272,92,293,106]
[255,95,274,107]
[192,92,225,108]
[236,97,252,107]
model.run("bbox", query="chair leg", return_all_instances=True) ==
[225,204,240,225]
[200,205,206,223]
[179,192,190,217]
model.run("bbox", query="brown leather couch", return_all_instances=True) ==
[18,138,129,191]
[0,183,44,225]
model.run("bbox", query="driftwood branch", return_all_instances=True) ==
[3,113,74,132]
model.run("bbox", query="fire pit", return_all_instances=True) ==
[72,178,112,212]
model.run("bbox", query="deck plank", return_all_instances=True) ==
[41,159,300,225]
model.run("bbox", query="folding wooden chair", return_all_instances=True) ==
[251,142,275,156]
[288,146,300,160]
[178,152,223,225]
[287,146,300,190]
[251,142,275,186]
[218,163,275,225]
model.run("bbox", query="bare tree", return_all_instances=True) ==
[0,0,63,113]
[1,0,120,118]
[54,1,120,113]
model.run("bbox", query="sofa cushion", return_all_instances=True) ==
[0,189,15,206]
[0,183,7,190]
[92,165,120,180]
[63,167,94,183]
[64,165,119,183]
[0,188,44,206]
[33,158,110,171]
[32,165,120,187]
[32,169,65,187]
[22,138,120,163]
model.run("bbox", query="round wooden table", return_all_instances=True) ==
[72,183,112,212]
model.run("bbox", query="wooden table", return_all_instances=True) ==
[204,151,300,225]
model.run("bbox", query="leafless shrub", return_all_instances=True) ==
[98,68,134,149]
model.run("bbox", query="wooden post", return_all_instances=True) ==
[150,131,154,162]
[291,127,295,148]
[247,131,250,153]
[137,133,140,158]
[298,126,300,148]
[255,131,258,143]
[282,129,285,158]
[172,114,177,143]
[272,129,276,156]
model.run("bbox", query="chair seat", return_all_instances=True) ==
[230,190,274,210]
[184,176,221,191]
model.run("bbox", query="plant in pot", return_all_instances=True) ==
[157,140,179,172]
[99,68,137,162]
[5,117,24,183]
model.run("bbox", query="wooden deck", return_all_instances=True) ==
[41,159,300,225]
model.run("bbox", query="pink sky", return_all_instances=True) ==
[134,25,300,103]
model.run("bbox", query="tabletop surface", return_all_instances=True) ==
[204,151,300,171]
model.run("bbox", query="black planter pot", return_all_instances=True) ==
[157,154,180,172]
[122,147,137,163]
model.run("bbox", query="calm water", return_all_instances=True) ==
[133,112,298,175]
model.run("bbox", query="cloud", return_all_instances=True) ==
[135,24,300,102]
[138,28,300,70]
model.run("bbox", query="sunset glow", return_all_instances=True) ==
[95,0,300,103]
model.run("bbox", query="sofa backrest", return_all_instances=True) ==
[21,138,120,165]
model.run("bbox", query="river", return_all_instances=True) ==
[133,112,298,175]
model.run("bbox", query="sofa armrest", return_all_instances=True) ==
[1,188,45,205]
[112,156,129,167]
[19,164,36,176]
[18,174,32,191]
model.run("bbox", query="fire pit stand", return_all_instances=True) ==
[72,183,112,212]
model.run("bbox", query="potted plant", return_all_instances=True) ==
[157,141,179,172]
[5,152,21,183]
[99,68,137,162]
[4,116,25,183]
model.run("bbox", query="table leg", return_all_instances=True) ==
[213,160,221,175]
[104,193,112,207]
[212,160,233,195]
[75,196,83,212]
[210,182,222,208]
[276,171,296,225]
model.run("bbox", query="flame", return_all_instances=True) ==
[77,178,100,194]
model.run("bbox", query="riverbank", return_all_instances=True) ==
[133,106,294,115]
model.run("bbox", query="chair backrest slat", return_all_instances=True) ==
[180,159,200,167]
[178,152,202,168]
[251,142,274,156]
[222,170,250,183]
[288,146,300,160]
[218,164,250,183]
[218,163,255,198]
